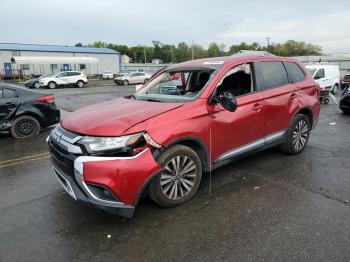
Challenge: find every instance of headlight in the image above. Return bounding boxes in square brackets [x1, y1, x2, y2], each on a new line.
[79, 133, 144, 154]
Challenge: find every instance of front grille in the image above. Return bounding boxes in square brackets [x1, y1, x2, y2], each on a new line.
[48, 125, 83, 177]
[49, 140, 76, 177]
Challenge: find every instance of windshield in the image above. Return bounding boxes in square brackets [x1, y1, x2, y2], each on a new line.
[134, 67, 216, 102]
[307, 68, 316, 76]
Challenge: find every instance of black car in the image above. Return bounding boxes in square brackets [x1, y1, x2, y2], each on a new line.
[24, 73, 54, 89]
[340, 86, 350, 114]
[0, 83, 60, 138]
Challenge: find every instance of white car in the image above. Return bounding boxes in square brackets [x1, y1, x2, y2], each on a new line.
[115, 72, 151, 86]
[306, 64, 340, 94]
[39, 71, 88, 89]
[102, 70, 113, 79]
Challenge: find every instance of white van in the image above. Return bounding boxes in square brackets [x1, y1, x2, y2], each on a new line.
[306, 64, 340, 94]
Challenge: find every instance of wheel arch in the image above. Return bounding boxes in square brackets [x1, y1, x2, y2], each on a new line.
[293, 107, 313, 128]
[157, 136, 210, 173]
[14, 110, 44, 128]
[134, 136, 210, 206]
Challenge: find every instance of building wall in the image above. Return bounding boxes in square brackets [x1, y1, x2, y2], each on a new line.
[121, 63, 169, 74]
[295, 55, 350, 76]
[0, 50, 120, 77]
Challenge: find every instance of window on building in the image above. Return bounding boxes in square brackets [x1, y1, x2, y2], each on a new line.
[12, 50, 19, 56]
[21, 64, 30, 70]
[80, 64, 86, 70]
[50, 64, 58, 72]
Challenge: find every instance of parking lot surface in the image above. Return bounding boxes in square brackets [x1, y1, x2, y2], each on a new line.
[0, 85, 350, 262]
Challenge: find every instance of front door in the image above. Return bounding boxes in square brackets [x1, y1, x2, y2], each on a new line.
[208, 63, 266, 162]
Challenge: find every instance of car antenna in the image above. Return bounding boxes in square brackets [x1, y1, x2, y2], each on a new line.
[209, 127, 212, 194]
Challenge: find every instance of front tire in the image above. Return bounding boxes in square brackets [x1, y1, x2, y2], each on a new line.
[149, 145, 202, 207]
[10, 115, 41, 139]
[123, 80, 129, 86]
[280, 114, 310, 155]
[331, 84, 339, 95]
[48, 81, 57, 89]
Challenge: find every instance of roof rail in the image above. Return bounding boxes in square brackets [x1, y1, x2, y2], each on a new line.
[232, 50, 275, 57]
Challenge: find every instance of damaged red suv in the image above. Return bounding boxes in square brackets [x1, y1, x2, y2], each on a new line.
[48, 54, 320, 218]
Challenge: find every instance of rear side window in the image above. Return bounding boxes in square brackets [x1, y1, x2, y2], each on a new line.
[68, 72, 80, 76]
[284, 62, 306, 83]
[2, 88, 17, 99]
[258, 62, 289, 90]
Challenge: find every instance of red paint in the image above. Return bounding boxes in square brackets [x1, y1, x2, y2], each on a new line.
[61, 56, 320, 207]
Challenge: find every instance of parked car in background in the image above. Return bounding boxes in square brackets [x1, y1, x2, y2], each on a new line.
[39, 71, 88, 89]
[48, 55, 320, 218]
[306, 64, 340, 94]
[340, 86, 350, 114]
[0, 83, 60, 138]
[114, 72, 151, 86]
[25, 73, 54, 89]
[113, 73, 128, 84]
[340, 73, 350, 89]
[102, 70, 113, 80]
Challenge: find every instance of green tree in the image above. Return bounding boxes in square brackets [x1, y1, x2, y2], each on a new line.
[207, 42, 221, 57]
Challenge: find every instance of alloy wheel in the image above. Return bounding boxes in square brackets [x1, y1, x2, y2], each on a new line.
[17, 120, 34, 136]
[160, 155, 197, 200]
[292, 120, 309, 151]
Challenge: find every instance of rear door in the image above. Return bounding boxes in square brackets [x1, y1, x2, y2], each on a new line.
[67, 72, 80, 84]
[0, 87, 19, 123]
[254, 61, 297, 137]
[55, 72, 70, 85]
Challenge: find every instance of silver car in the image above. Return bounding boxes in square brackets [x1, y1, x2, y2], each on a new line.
[115, 72, 151, 86]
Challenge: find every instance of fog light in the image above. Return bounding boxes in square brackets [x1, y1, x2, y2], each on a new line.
[86, 183, 120, 202]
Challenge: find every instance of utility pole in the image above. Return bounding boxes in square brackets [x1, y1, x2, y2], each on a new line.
[266, 37, 270, 50]
[191, 40, 194, 60]
[144, 47, 147, 64]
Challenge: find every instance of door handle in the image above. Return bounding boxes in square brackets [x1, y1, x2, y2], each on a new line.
[252, 103, 264, 111]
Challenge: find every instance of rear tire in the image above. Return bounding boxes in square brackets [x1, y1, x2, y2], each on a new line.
[280, 114, 310, 155]
[34, 81, 40, 89]
[149, 145, 202, 207]
[76, 80, 84, 88]
[10, 115, 41, 139]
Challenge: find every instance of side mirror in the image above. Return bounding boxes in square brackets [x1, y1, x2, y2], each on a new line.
[216, 91, 238, 112]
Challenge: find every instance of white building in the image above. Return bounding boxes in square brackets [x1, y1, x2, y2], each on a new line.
[0, 43, 121, 77]
[121, 54, 131, 64]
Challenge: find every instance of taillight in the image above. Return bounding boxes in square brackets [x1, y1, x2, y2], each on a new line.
[36, 95, 55, 103]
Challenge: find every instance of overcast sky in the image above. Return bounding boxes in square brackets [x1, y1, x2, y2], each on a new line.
[1, 0, 349, 52]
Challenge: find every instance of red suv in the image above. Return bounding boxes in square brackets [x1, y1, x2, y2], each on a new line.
[48, 55, 320, 218]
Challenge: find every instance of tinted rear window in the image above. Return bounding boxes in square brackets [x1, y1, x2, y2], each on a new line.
[284, 62, 305, 83]
[259, 62, 288, 90]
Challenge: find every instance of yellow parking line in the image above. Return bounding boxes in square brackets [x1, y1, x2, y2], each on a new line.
[0, 153, 51, 168]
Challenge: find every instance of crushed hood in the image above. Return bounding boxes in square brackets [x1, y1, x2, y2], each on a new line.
[61, 97, 183, 136]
